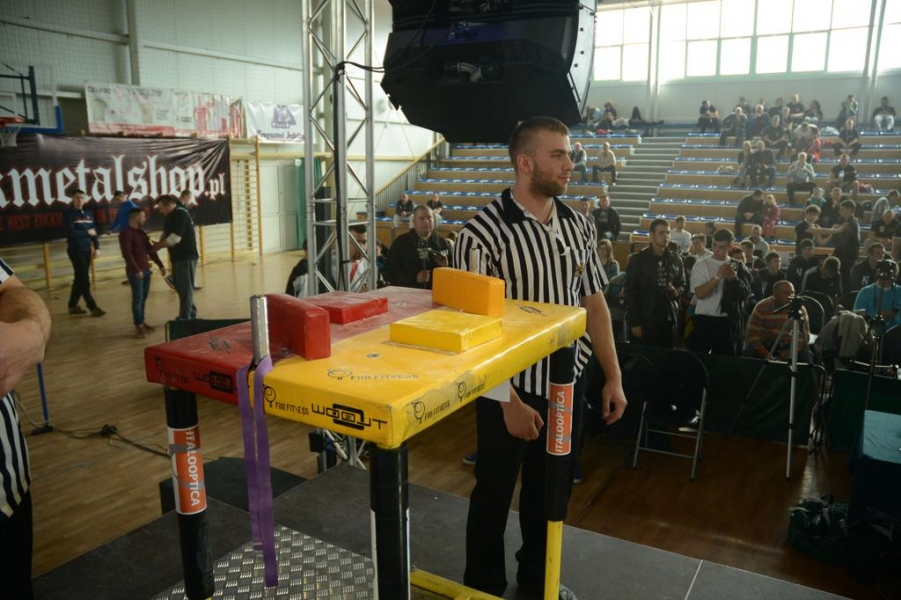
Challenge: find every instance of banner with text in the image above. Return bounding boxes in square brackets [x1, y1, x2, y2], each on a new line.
[244, 101, 304, 142]
[0, 135, 231, 245]
[85, 82, 242, 138]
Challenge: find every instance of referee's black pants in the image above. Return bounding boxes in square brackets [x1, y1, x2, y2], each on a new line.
[67, 247, 97, 310]
[0, 491, 34, 599]
[464, 388, 584, 596]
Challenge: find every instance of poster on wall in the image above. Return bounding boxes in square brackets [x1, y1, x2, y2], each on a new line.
[86, 82, 242, 138]
[244, 101, 304, 142]
[0, 135, 231, 245]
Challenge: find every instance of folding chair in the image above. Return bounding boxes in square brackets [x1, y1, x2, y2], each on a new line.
[883, 324, 901, 366]
[632, 349, 710, 480]
[799, 295, 825, 336]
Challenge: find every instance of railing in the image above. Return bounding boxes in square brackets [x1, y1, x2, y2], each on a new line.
[374, 138, 447, 214]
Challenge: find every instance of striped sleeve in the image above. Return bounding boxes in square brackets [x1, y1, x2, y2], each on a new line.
[0, 257, 13, 283]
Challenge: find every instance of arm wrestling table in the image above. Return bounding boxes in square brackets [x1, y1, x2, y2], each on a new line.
[144, 286, 586, 600]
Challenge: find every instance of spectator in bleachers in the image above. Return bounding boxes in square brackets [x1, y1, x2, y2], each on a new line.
[768, 97, 785, 118]
[849, 243, 887, 291]
[804, 100, 823, 124]
[786, 151, 817, 205]
[591, 142, 618, 185]
[871, 189, 899, 224]
[670, 216, 692, 252]
[833, 119, 862, 157]
[578, 197, 594, 218]
[736, 97, 751, 116]
[570, 142, 588, 181]
[744, 280, 811, 361]
[697, 100, 720, 133]
[761, 194, 781, 240]
[825, 153, 860, 200]
[836, 95, 859, 128]
[762, 115, 789, 159]
[719, 107, 747, 147]
[590, 191, 621, 241]
[687, 228, 753, 356]
[867, 211, 898, 255]
[750, 140, 777, 188]
[805, 126, 822, 163]
[427, 192, 444, 225]
[795, 204, 822, 253]
[733, 140, 754, 187]
[747, 224, 770, 256]
[787, 94, 806, 122]
[812, 200, 860, 291]
[781, 106, 796, 131]
[747, 104, 770, 138]
[704, 221, 717, 248]
[819, 187, 844, 227]
[596, 238, 620, 281]
[788, 240, 819, 289]
[740, 240, 766, 270]
[801, 255, 843, 299]
[853, 260, 901, 332]
[872, 96, 896, 132]
[734, 188, 765, 238]
[790, 122, 815, 160]
[394, 192, 414, 228]
[758, 252, 787, 299]
[805, 185, 825, 208]
[690, 234, 712, 260]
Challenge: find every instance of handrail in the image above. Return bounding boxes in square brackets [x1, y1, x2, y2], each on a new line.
[373, 137, 447, 213]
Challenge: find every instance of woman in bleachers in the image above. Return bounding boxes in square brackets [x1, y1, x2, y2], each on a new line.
[596, 238, 620, 281]
[786, 151, 817, 205]
[805, 126, 822, 163]
[761, 194, 781, 240]
[805, 100, 823, 124]
[733, 140, 754, 187]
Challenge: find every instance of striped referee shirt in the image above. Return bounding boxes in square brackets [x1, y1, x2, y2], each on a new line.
[0, 257, 31, 520]
[454, 188, 605, 397]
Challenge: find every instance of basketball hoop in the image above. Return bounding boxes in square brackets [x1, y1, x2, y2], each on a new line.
[0, 116, 25, 148]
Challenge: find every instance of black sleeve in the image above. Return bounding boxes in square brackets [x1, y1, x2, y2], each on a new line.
[611, 210, 622, 239]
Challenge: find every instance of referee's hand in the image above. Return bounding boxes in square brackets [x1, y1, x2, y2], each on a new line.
[501, 395, 544, 441]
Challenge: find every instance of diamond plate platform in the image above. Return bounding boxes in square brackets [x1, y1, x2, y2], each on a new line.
[154, 525, 445, 599]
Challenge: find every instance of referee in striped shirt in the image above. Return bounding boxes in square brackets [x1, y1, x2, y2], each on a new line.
[0, 256, 51, 599]
[455, 117, 627, 600]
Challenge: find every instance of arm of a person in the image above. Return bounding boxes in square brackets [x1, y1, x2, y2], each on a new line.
[611, 211, 621, 239]
[63, 209, 89, 242]
[692, 262, 719, 299]
[672, 255, 686, 298]
[0, 273, 52, 397]
[746, 307, 767, 357]
[119, 230, 141, 274]
[582, 292, 627, 424]
[622, 258, 642, 325]
[147, 234, 166, 272]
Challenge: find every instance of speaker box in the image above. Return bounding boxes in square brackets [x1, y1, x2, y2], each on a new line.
[381, 1, 596, 143]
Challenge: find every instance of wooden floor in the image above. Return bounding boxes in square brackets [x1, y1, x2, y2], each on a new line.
[12, 253, 897, 600]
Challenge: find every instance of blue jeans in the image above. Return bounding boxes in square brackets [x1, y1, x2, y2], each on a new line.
[127, 270, 152, 326]
[173, 259, 197, 320]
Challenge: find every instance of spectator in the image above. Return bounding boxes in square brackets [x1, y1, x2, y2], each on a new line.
[118, 207, 166, 338]
[787, 94, 806, 122]
[872, 96, 896, 132]
[781, 106, 796, 131]
[747, 104, 770, 138]
[825, 153, 860, 200]
[386, 205, 451, 289]
[801, 256, 843, 299]
[703, 222, 717, 248]
[687, 228, 753, 355]
[334, 224, 371, 292]
[853, 261, 901, 332]
[570, 142, 588, 182]
[596, 238, 620, 281]
[786, 151, 817, 205]
[108, 190, 139, 234]
[787, 239, 820, 290]
[768, 97, 785, 118]
[761, 195, 781, 240]
[805, 126, 822, 163]
[870, 189, 900, 225]
[578, 197, 594, 218]
[836, 94, 859, 128]
[849, 243, 887, 291]
[734, 188, 765, 237]
[394, 192, 414, 228]
[790, 122, 815, 161]
[833, 119, 862, 157]
[794, 204, 822, 253]
[866, 210, 899, 255]
[427, 192, 444, 225]
[0, 256, 52, 600]
[736, 96, 752, 116]
[805, 185, 826, 208]
[804, 100, 823, 124]
[697, 100, 720, 133]
[758, 252, 787, 299]
[690, 233, 712, 260]
[733, 140, 754, 187]
[670, 216, 692, 252]
[590, 191, 621, 241]
[749, 140, 776, 189]
[602, 101, 617, 127]
[153, 193, 199, 320]
[819, 187, 845, 228]
[747, 224, 770, 256]
[762, 115, 789, 159]
[285, 241, 309, 297]
[745, 280, 811, 361]
[812, 200, 860, 291]
[624, 218, 685, 348]
[63, 189, 105, 317]
[591, 142, 618, 186]
[740, 240, 766, 271]
[719, 107, 747, 146]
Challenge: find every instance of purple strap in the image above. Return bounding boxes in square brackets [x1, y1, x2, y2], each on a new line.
[237, 356, 278, 587]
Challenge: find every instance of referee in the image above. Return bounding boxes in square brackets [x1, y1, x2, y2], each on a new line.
[455, 117, 627, 600]
[0, 256, 51, 600]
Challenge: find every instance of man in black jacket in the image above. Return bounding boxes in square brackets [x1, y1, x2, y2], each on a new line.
[590, 191, 621, 241]
[624, 219, 685, 347]
[734, 188, 765, 237]
[153, 193, 199, 319]
[386, 205, 452, 289]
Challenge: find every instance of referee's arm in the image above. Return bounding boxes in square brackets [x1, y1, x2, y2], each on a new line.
[0, 267, 52, 397]
[582, 291, 627, 424]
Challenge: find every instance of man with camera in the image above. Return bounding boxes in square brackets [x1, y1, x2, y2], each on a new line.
[745, 280, 811, 362]
[853, 259, 901, 333]
[386, 205, 452, 289]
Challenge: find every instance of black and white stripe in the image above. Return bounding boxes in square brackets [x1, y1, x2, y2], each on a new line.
[0, 257, 31, 519]
[454, 188, 604, 396]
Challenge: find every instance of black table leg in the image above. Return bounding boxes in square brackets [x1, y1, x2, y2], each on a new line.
[370, 443, 410, 599]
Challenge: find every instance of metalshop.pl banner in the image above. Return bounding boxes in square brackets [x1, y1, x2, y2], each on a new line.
[0, 135, 231, 245]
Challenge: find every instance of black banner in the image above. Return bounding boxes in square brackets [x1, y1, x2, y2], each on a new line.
[0, 135, 231, 245]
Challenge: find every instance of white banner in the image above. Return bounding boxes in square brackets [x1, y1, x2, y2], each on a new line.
[244, 101, 304, 142]
[85, 82, 242, 138]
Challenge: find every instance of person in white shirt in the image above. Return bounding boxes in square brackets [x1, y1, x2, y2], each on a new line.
[670, 216, 692, 253]
[689, 234, 712, 260]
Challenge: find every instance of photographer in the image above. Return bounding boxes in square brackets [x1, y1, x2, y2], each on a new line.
[386, 205, 452, 289]
[745, 281, 811, 362]
[853, 259, 901, 333]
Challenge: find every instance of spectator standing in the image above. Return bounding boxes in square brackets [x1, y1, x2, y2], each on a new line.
[591, 142, 618, 186]
[153, 193, 199, 320]
[690, 234, 712, 260]
[872, 96, 896, 132]
[813, 200, 860, 291]
[670, 216, 692, 252]
[734, 188, 765, 237]
[590, 191, 621, 241]
[786, 152, 817, 205]
[757, 252, 787, 299]
[386, 206, 451, 289]
[624, 218, 685, 347]
[795, 205, 822, 253]
[119, 207, 166, 338]
[63, 189, 105, 317]
[0, 256, 52, 600]
[108, 190, 139, 234]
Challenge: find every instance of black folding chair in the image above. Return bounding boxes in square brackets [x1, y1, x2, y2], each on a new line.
[632, 349, 710, 480]
[798, 295, 825, 336]
[883, 324, 901, 366]
[804, 290, 835, 321]
[837, 290, 860, 312]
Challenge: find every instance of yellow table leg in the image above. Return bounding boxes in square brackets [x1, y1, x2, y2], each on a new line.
[544, 520, 564, 599]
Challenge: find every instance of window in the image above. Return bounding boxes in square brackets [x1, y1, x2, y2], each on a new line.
[720, 38, 752, 75]
[756, 0, 791, 35]
[593, 7, 650, 81]
[720, 0, 754, 38]
[687, 40, 717, 77]
[879, 0, 901, 70]
[792, 0, 832, 32]
[791, 32, 827, 72]
[827, 27, 869, 72]
[756, 35, 789, 74]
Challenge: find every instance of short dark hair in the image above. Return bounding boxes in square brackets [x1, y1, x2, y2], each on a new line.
[868, 242, 885, 255]
[765, 251, 780, 263]
[128, 207, 142, 217]
[72, 189, 86, 196]
[739, 240, 754, 250]
[713, 229, 734, 244]
[840, 199, 856, 212]
[675, 215, 686, 224]
[752, 189, 764, 197]
[888, 189, 900, 197]
[704, 221, 717, 231]
[508, 116, 570, 169]
[649, 218, 669, 234]
[178, 190, 193, 200]
[805, 204, 821, 214]
[113, 190, 126, 199]
[823, 256, 840, 272]
[799, 239, 815, 250]
[349, 224, 366, 234]
[691, 233, 706, 243]
[156, 194, 177, 206]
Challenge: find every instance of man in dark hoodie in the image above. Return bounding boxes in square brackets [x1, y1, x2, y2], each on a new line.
[63, 189, 105, 317]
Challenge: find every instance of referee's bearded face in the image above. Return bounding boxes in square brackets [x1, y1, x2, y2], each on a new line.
[527, 131, 572, 198]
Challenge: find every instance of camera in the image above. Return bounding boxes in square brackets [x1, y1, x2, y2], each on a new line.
[875, 258, 897, 281]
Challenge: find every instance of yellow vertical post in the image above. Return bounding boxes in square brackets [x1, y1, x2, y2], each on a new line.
[544, 521, 564, 600]
[43, 242, 52, 290]
[254, 137, 264, 257]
